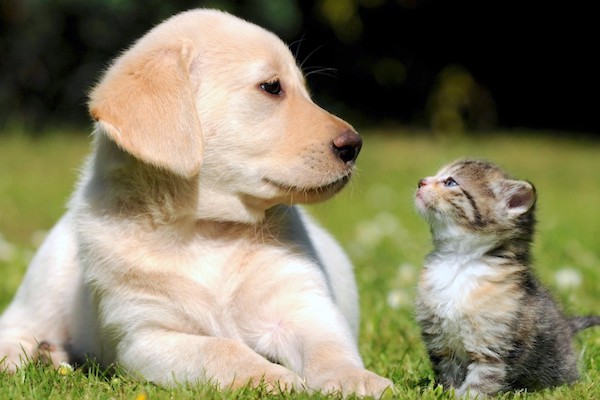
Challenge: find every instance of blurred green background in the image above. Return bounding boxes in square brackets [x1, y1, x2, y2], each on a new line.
[1, 0, 598, 135]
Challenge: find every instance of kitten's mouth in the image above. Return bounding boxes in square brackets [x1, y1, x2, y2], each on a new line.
[415, 189, 439, 220]
[415, 189, 429, 208]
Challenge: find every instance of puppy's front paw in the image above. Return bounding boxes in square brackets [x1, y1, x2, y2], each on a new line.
[0, 339, 36, 373]
[230, 363, 305, 393]
[310, 367, 393, 398]
[35, 341, 70, 368]
[0, 340, 70, 373]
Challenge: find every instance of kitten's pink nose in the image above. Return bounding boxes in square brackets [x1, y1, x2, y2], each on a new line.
[418, 179, 428, 188]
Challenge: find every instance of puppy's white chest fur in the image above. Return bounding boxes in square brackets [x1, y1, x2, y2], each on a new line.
[78, 214, 336, 368]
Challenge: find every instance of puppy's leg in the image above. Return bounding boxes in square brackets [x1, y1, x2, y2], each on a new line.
[36, 341, 70, 368]
[0, 317, 70, 372]
[301, 339, 393, 397]
[298, 321, 394, 397]
[117, 331, 304, 392]
[0, 336, 37, 372]
[231, 261, 393, 397]
[0, 215, 79, 371]
[250, 291, 393, 398]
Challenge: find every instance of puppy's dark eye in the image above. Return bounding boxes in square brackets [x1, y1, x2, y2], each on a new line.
[444, 177, 458, 187]
[260, 80, 283, 96]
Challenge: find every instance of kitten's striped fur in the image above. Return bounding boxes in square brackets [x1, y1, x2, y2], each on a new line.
[414, 159, 599, 398]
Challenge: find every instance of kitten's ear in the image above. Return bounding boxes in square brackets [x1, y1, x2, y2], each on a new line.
[501, 180, 536, 215]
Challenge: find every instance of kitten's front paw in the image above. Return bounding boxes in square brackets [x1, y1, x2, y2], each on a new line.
[455, 386, 485, 399]
[309, 367, 393, 398]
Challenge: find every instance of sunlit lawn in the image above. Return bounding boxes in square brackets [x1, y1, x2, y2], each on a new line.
[0, 129, 599, 399]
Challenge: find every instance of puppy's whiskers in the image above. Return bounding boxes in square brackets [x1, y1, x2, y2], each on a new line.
[303, 66, 338, 79]
[298, 43, 327, 71]
[289, 32, 307, 61]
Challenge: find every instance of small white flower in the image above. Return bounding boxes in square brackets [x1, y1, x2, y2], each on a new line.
[387, 289, 410, 309]
[58, 361, 74, 376]
[355, 220, 385, 248]
[554, 268, 582, 290]
[397, 263, 416, 283]
[0, 234, 16, 262]
[354, 212, 403, 249]
[373, 212, 400, 236]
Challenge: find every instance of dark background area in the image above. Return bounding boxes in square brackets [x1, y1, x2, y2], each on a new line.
[1, 0, 598, 135]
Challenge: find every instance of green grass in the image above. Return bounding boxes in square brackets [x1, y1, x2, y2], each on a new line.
[0, 130, 599, 399]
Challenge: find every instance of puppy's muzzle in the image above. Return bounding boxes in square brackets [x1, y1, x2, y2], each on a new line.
[332, 130, 362, 164]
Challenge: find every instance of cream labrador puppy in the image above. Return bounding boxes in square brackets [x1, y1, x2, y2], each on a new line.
[0, 9, 392, 397]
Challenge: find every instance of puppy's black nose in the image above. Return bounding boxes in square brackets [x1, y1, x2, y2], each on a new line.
[332, 130, 362, 164]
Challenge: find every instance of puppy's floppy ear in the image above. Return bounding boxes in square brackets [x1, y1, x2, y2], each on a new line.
[89, 38, 202, 178]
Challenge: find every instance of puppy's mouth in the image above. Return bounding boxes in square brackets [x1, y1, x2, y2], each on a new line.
[263, 173, 351, 201]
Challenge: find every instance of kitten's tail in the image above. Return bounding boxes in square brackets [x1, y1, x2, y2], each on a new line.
[569, 316, 600, 332]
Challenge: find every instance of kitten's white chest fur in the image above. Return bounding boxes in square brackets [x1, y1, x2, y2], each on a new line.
[417, 247, 520, 360]
[420, 252, 493, 318]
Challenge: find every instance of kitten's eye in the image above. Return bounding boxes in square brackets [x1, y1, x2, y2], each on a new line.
[444, 177, 458, 187]
[260, 80, 283, 96]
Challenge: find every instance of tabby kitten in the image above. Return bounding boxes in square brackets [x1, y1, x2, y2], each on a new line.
[414, 158, 600, 398]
